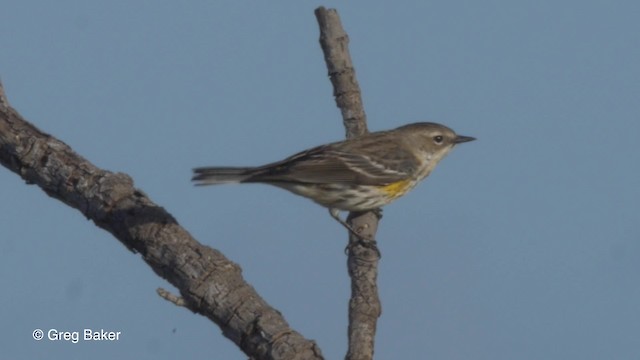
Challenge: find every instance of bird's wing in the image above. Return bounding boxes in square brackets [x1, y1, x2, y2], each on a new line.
[251, 144, 416, 185]
[330, 150, 415, 184]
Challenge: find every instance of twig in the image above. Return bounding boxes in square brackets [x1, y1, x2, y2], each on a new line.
[157, 288, 187, 307]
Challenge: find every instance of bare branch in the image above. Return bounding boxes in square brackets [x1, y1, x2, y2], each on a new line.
[315, 7, 382, 360]
[157, 288, 187, 307]
[0, 83, 323, 360]
[314, 7, 368, 139]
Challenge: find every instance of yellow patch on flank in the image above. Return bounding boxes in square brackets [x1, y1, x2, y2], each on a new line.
[380, 179, 414, 199]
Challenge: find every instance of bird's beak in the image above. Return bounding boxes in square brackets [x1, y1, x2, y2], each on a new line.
[454, 135, 476, 144]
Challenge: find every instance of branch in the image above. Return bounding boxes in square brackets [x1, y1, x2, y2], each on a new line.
[315, 7, 381, 360]
[0, 81, 323, 360]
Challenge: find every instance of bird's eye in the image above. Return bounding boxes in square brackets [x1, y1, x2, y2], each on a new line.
[433, 135, 444, 144]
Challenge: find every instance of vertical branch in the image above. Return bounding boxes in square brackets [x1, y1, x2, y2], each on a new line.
[314, 7, 381, 360]
[314, 8, 368, 139]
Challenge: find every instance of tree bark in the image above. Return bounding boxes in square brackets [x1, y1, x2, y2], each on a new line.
[0, 84, 323, 359]
[315, 7, 382, 360]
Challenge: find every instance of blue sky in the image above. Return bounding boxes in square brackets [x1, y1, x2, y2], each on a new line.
[1, 1, 639, 359]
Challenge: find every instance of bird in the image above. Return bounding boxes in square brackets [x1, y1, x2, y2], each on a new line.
[193, 122, 474, 238]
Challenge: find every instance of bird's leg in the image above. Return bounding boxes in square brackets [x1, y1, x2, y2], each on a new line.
[329, 208, 365, 238]
[329, 208, 380, 257]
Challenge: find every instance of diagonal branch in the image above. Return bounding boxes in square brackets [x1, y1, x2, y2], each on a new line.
[0, 81, 323, 360]
[314, 7, 382, 360]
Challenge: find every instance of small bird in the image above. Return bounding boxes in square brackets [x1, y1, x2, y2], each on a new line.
[193, 122, 474, 237]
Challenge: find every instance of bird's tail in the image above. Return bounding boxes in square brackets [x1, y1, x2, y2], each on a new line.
[192, 166, 259, 186]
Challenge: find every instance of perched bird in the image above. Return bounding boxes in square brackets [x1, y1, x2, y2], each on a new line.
[193, 122, 474, 237]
